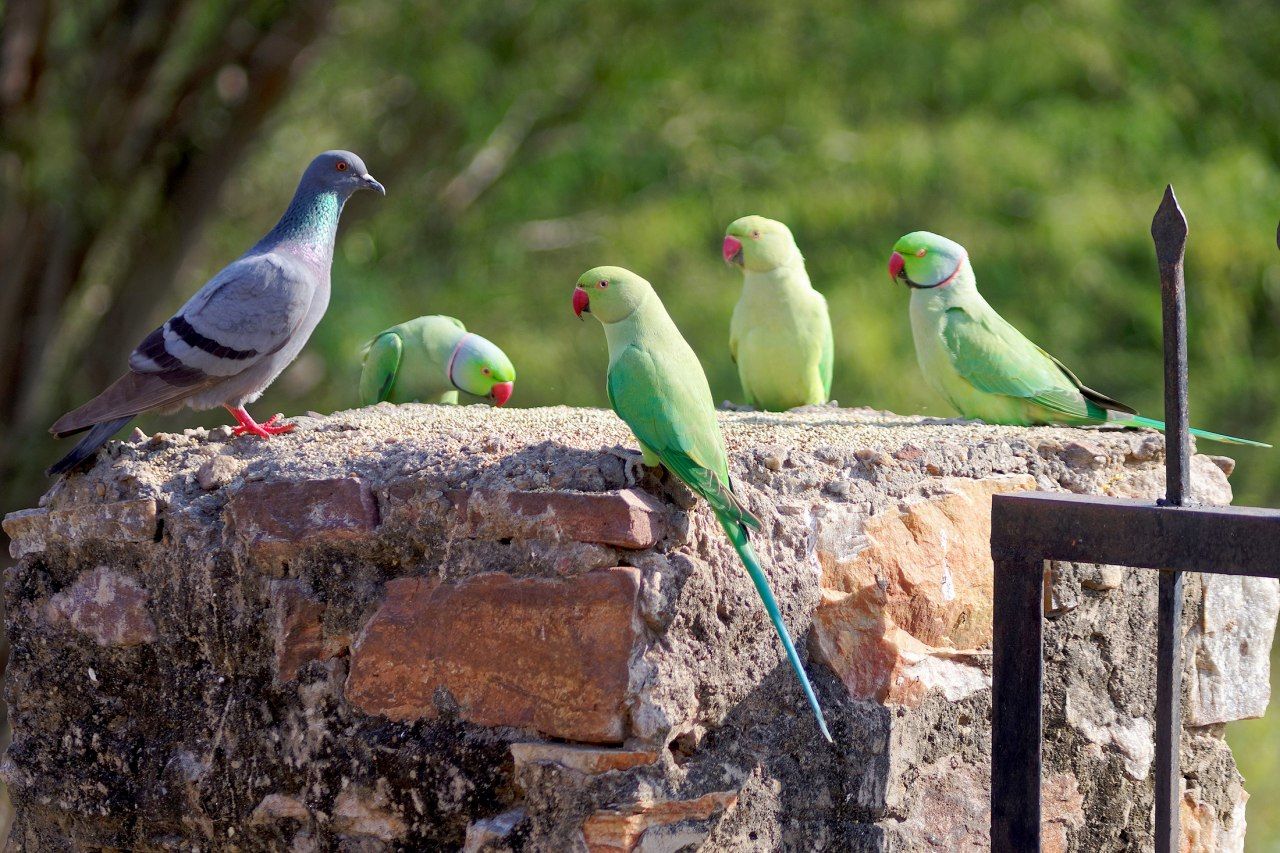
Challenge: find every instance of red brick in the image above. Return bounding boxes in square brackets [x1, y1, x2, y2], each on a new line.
[45, 566, 158, 647]
[268, 579, 342, 682]
[447, 488, 666, 550]
[510, 742, 659, 775]
[346, 568, 642, 743]
[580, 790, 739, 852]
[226, 478, 378, 566]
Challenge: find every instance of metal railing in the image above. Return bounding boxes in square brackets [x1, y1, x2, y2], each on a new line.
[989, 187, 1280, 852]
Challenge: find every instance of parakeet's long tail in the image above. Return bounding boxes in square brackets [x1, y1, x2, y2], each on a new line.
[1116, 415, 1271, 448]
[714, 509, 833, 743]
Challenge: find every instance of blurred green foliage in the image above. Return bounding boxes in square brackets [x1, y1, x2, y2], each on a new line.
[15, 0, 1280, 845]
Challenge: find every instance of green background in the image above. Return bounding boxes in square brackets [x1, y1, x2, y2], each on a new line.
[4, 0, 1279, 846]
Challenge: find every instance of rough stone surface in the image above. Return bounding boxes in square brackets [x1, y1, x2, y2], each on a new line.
[3, 404, 1274, 850]
[1188, 574, 1279, 725]
[43, 565, 158, 647]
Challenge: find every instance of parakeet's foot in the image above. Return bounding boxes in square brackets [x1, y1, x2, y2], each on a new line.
[225, 406, 296, 439]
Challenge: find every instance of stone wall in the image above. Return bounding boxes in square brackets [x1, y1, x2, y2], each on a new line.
[2, 405, 1276, 851]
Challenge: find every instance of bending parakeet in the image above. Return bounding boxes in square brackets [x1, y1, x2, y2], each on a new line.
[49, 150, 385, 475]
[723, 216, 833, 410]
[889, 231, 1268, 447]
[359, 316, 514, 406]
[573, 266, 832, 742]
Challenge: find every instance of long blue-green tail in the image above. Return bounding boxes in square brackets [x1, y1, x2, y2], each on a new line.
[1117, 415, 1271, 448]
[715, 510, 833, 742]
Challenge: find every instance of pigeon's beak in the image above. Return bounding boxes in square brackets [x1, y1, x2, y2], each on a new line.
[723, 235, 744, 265]
[361, 174, 386, 196]
[888, 251, 906, 283]
[490, 381, 514, 407]
[573, 286, 590, 319]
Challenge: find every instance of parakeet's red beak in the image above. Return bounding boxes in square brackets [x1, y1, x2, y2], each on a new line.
[723, 235, 744, 265]
[490, 381, 513, 406]
[573, 286, 590, 318]
[888, 251, 906, 281]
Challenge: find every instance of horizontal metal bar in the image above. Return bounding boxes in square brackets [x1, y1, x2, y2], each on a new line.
[991, 492, 1280, 577]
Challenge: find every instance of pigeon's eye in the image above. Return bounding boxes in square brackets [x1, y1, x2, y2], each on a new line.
[751, 231, 761, 239]
[335, 161, 349, 172]
[915, 248, 927, 258]
[597, 279, 609, 289]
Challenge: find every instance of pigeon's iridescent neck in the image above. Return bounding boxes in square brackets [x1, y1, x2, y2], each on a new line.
[258, 189, 344, 259]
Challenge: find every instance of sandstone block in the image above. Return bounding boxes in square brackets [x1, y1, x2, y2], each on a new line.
[811, 475, 1032, 705]
[4, 498, 157, 559]
[1190, 574, 1279, 725]
[45, 566, 158, 647]
[346, 567, 642, 743]
[446, 488, 666, 549]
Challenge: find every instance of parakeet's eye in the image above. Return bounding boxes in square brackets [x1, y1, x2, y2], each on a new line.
[751, 231, 761, 239]
[915, 248, 927, 258]
[597, 279, 609, 288]
[336, 161, 349, 172]
[482, 367, 491, 376]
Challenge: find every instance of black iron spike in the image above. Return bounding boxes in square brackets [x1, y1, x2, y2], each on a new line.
[1151, 184, 1189, 853]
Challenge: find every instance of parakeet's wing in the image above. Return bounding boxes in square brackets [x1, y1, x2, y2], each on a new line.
[359, 332, 404, 404]
[607, 345, 759, 530]
[940, 305, 1120, 419]
[818, 304, 834, 398]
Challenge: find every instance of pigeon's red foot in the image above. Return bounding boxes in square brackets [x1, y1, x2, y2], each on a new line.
[225, 406, 296, 439]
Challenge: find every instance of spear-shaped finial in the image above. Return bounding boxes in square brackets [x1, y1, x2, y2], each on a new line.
[1152, 184, 1188, 267]
[1152, 183, 1190, 509]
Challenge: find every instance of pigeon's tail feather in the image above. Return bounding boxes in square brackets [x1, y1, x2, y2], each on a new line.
[715, 508, 833, 743]
[1120, 415, 1271, 448]
[47, 416, 133, 476]
[51, 371, 210, 437]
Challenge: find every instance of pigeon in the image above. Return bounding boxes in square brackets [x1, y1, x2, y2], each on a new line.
[47, 150, 385, 475]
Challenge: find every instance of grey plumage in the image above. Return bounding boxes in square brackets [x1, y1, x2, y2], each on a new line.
[48, 150, 384, 475]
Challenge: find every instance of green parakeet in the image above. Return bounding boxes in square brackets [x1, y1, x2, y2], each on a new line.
[573, 266, 833, 742]
[889, 232, 1268, 447]
[723, 216, 834, 410]
[359, 315, 515, 407]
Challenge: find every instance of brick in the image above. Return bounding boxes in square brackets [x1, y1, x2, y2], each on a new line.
[45, 566, 158, 647]
[5, 499, 158, 559]
[346, 568, 642, 743]
[446, 488, 666, 550]
[226, 477, 379, 566]
[510, 742, 659, 775]
[580, 790, 739, 852]
[268, 579, 342, 682]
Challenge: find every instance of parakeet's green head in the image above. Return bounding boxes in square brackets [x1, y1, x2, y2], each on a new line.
[573, 266, 654, 323]
[723, 215, 800, 272]
[889, 231, 968, 289]
[448, 333, 515, 405]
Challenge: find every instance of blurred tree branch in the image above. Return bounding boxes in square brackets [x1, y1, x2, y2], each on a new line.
[0, 0, 333, 507]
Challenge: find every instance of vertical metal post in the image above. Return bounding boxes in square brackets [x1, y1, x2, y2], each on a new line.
[1151, 185, 1190, 853]
[991, 554, 1044, 853]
